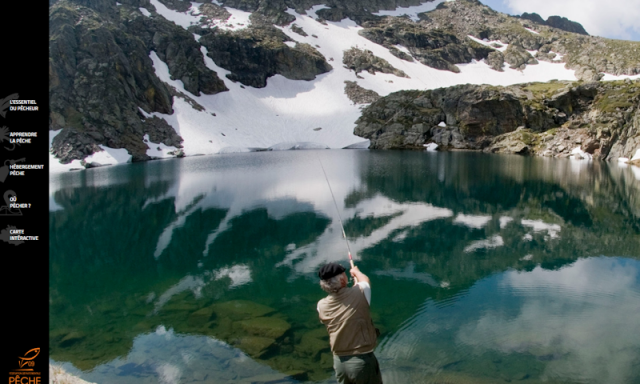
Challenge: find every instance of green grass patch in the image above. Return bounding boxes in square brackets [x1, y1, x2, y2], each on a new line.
[520, 131, 536, 146]
[596, 82, 640, 113]
[523, 82, 568, 99]
[545, 128, 558, 136]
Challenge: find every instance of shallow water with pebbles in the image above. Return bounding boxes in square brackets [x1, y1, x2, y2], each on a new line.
[50, 150, 640, 384]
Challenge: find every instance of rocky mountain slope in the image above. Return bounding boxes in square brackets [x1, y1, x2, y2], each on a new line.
[355, 79, 640, 160]
[48, 0, 640, 170]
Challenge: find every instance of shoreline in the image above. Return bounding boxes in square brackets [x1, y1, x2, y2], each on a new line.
[49, 146, 640, 175]
[50, 364, 95, 384]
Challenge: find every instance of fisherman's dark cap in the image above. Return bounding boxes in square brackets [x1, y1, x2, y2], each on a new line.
[318, 263, 346, 280]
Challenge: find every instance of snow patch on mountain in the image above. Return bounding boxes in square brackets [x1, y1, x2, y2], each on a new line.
[149, 0, 201, 28]
[569, 146, 592, 160]
[144, 134, 180, 158]
[466, 35, 509, 53]
[424, 142, 438, 151]
[304, 4, 330, 19]
[205, 2, 252, 30]
[373, 0, 447, 21]
[85, 146, 132, 165]
[601, 73, 640, 81]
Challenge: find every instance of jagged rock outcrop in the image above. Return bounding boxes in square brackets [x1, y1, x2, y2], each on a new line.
[546, 16, 589, 36]
[358, 19, 493, 73]
[128, 16, 228, 96]
[290, 23, 308, 36]
[605, 88, 640, 160]
[415, 0, 639, 76]
[574, 66, 604, 82]
[343, 48, 408, 77]
[554, 35, 640, 76]
[520, 12, 589, 35]
[199, 3, 233, 25]
[354, 84, 525, 150]
[344, 81, 381, 104]
[388, 46, 414, 62]
[503, 44, 538, 70]
[199, 26, 332, 87]
[49, 1, 205, 162]
[354, 80, 640, 160]
[520, 12, 545, 25]
[486, 51, 504, 71]
[534, 45, 559, 62]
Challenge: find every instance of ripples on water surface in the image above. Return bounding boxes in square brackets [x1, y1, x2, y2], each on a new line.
[49, 150, 640, 384]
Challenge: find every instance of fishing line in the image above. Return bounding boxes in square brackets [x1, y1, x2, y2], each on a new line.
[317, 154, 356, 270]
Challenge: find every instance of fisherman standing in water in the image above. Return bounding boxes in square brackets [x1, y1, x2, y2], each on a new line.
[317, 262, 382, 384]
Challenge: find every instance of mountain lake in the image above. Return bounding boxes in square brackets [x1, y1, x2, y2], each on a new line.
[49, 149, 640, 384]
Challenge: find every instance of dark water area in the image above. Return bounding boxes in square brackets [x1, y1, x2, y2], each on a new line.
[49, 150, 640, 384]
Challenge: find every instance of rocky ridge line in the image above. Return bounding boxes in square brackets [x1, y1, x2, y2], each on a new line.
[520, 12, 589, 36]
[408, 0, 640, 78]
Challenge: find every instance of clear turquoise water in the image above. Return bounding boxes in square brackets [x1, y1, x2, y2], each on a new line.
[49, 150, 640, 384]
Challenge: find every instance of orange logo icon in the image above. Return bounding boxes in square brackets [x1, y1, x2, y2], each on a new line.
[9, 348, 41, 384]
[17, 348, 39, 370]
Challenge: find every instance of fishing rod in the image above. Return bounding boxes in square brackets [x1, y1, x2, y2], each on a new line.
[317, 155, 358, 281]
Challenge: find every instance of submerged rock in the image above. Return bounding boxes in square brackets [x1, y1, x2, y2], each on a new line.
[237, 316, 291, 339]
[236, 336, 276, 357]
[188, 306, 217, 327]
[295, 328, 330, 359]
[59, 331, 87, 347]
[211, 300, 275, 321]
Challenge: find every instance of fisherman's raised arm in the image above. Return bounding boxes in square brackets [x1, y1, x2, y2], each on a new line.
[350, 265, 370, 285]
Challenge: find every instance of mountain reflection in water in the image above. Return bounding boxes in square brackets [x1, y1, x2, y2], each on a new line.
[50, 150, 640, 384]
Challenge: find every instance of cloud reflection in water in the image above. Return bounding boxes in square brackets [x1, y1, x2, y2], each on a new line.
[457, 257, 640, 384]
